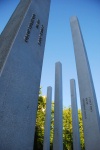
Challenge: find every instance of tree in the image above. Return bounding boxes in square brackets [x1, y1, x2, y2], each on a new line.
[78, 110, 85, 150]
[34, 95, 46, 150]
[34, 94, 85, 150]
[63, 107, 73, 150]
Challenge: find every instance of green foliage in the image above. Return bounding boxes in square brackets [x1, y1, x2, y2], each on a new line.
[50, 102, 54, 149]
[78, 110, 85, 150]
[34, 95, 85, 150]
[34, 96, 46, 150]
[63, 107, 73, 150]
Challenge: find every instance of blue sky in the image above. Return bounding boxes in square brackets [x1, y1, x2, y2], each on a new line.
[0, 0, 100, 110]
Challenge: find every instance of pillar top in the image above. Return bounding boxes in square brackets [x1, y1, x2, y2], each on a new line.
[70, 16, 78, 23]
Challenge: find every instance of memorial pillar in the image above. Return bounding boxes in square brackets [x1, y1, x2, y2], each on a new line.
[70, 16, 100, 150]
[43, 86, 52, 150]
[0, 0, 51, 149]
[53, 62, 63, 150]
[70, 79, 81, 150]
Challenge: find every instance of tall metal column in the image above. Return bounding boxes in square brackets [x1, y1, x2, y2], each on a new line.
[70, 79, 81, 150]
[53, 62, 63, 150]
[43, 86, 52, 150]
[70, 16, 100, 150]
[0, 0, 51, 149]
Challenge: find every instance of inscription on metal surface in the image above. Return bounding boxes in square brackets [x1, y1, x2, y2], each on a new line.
[82, 97, 93, 119]
[36, 19, 40, 28]
[38, 25, 44, 45]
[24, 14, 36, 42]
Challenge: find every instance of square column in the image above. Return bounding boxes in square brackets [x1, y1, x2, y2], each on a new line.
[43, 86, 52, 150]
[0, 0, 51, 149]
[53, 62, 63, 150]
[70, 79, 81, 150]
[70, 16, 100, 150]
